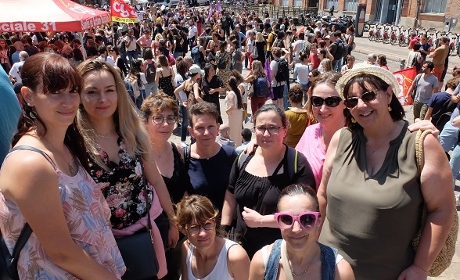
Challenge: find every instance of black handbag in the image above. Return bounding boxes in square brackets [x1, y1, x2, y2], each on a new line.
[0, 224, 32, 280]
[116, 158, 159, 280]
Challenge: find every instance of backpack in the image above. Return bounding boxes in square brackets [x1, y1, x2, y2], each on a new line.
[191, 46, 201, 65]
[217, 52, 228, 70]
[432, 97, 457, 131]
[411, 53, 422, 72]
[116, 37, 126, 53]
[302, 40, 311, 57]
[145, 62, 156, 84]
[253, 77, 270, 97]
[221, 16, 229, 28]
[125, 76, 141, 99]
[332, 39, 345, 61]
[237, 147, 298, 179]
[274, 58, 289, 84]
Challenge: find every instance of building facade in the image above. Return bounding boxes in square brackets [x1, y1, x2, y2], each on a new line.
[273, 0, 460, 32]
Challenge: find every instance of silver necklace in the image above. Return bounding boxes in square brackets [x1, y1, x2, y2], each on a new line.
[288, 247, 318, 278]
[42, 137, 78, 176]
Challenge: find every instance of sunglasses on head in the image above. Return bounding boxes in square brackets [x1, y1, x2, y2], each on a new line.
[311, 96, 342, 107]
[274, 211, 320, 230]
[343, 90, 378, 108]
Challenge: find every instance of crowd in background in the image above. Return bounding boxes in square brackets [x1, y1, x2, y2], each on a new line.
[0, 1, 458, 279]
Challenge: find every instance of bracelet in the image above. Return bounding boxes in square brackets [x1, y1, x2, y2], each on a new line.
[412, 264, 428, 275]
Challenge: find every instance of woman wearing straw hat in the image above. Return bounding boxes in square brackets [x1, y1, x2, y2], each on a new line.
[318, 64, 456, 279]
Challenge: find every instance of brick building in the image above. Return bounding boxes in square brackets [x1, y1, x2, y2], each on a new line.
[272, 0, 460, 32]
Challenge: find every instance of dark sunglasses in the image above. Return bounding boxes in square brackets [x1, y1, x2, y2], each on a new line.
[311, 96, 342, 107]
[274, 211, 320, 230]
[343, 90, 378, 108]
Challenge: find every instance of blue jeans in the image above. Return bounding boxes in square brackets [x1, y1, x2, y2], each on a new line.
[180, 105, 188, 142]
[333, 59, 342, 72]
[126, 50, 138, 65]
[451, 145, 460, 186]
[439, 120, 459, 152]
[145, 82, 157, 96]
[283, 84, 289, 109]
[135, 89, 146, 109]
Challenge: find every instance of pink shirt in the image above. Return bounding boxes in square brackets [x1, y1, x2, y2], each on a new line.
[295, 123, 326, 190]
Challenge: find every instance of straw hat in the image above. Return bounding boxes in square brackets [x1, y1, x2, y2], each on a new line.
[336, 63, 400, 99]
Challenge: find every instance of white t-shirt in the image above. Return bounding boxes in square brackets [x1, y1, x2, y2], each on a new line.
[188, 25, 198, 39]
[270, 59, 286, 87]
[294, 63, 310, 85]
[9, 61, 24, 83]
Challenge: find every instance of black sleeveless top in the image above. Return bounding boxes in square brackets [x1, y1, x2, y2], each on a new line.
[161, 143, 190, 204]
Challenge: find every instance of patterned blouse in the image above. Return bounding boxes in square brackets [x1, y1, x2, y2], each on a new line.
[0, 148, 126, 279]
[88, 137, 150, 230]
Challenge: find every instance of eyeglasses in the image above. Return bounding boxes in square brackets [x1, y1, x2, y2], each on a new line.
[311, 96, 342, 107]
[343, 90, 378, 108]
[152, 115, 177, 125]
[274, 211, 320, 230]
[186, 220, 215, 235]
[255, 125, 281, 134]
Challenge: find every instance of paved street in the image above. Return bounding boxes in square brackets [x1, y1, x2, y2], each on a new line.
[170, 34, 460, 278]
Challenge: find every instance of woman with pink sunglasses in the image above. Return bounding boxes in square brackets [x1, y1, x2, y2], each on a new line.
[249, 184, 354, 280]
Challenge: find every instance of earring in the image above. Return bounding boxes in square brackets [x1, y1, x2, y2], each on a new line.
[29, 109, 37, 119]
[351, 117, 356, 123]
[27, 103, 32, 107]
[388, 105, 392, 112]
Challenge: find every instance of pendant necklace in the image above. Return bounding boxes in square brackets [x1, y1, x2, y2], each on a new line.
[288, 247, 318, 278]
[42, 137, 78, 176]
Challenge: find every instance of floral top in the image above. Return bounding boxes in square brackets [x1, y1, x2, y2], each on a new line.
[0, 148, 126, 279]
[88, 137, 149, 230]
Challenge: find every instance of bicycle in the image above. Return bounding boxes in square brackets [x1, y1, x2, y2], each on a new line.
[382, 24, 391, 44]
[375, 24, 383, 42]
[397, 26, 407, 47]
[368, 24, 376, 41]
[390, 25, 398, 45]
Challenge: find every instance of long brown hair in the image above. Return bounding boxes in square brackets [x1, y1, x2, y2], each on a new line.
[15, 52, 89, 172]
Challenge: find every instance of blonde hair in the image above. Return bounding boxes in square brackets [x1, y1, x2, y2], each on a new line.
[256, 32, 264, 42]
[76, 59, 151, 169]
[251, 60, 266, 79]
[154, 33, 163, 41]
[321, 58, 333, 72]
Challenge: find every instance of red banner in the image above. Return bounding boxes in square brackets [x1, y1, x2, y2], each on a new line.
[111, 0, 138, 23]
[0, 0, 110, 32]
[393, 67, 417, 105]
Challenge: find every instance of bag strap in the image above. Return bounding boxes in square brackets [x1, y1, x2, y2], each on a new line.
[0, 223, 32, 278]
[138, 156, 153, 231]
[183, 144, 191, 170]
[415, 129, 432, 171]
[0, 145, 59, 278]
[280, 240, 295, 280]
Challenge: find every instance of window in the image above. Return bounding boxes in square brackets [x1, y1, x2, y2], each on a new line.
[325, 0, 338, 9]
[424, 0, 447, 13]
[344, 0, 358, 11]
[293, 0, 303, 7]
[281, 0, 289, 6]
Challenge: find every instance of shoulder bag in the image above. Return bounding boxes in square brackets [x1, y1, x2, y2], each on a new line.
[412, 129, 458, 277]
[116, 157, 159, 280]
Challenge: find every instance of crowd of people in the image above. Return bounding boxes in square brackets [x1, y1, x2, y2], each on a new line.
[0, 1, 458, 279]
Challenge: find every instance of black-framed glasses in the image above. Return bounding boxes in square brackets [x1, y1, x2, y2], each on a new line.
[255, 125, 281, 135]
[186, 220, 216, 235]
[274, 211, 320, 230]
[343, 90, 378, 108]
[311, 96, 342, 107]
[152, 115, 177, 125]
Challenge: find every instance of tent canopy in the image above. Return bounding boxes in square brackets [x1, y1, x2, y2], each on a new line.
[0, 0, 110, 32]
